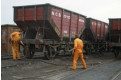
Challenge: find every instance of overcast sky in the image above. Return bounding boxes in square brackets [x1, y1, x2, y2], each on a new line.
[1, 0, 121, 25]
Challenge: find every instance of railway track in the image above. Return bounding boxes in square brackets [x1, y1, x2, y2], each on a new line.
[110, 69, 121, 80]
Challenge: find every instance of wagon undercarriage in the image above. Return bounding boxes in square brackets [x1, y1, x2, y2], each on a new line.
[22, 39, 74, 59]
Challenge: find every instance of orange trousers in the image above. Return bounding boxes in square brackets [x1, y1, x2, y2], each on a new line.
[11, 42, 21, 60]
[72, 51, 86, 70]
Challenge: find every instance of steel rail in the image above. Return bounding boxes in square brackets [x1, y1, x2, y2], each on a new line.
[110, 69, 121, 80]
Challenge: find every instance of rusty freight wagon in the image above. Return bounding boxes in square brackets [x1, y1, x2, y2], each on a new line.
[108, 18, 121, 57]
[13, 3, 86, 59]
[84, 18, 108, 54]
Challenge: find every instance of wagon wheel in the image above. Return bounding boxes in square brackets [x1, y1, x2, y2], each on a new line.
[44, 46, 56, 60]
[63, 44, 73, 55]
[114, 49, 119, 58]
[23, 45, 35, 59]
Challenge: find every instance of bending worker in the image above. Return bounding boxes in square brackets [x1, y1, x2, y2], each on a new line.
[10, 30, 24, 60]
[72, 34, 86, 70]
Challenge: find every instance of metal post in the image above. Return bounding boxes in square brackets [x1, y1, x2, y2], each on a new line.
[61, 9, 64, 41]
[43, 6, 46, 39]
[118, 19, 120, 43]
[34, 6, 37, 21]
[118, 19, 120, 30]
[119, 34, 121, 43]
[77, 15, 79, 34]
[99, 22, 102, 40]
[23, 7, 24, 21]
[69, 13, 72, 41]
[96, 20, 98, 42]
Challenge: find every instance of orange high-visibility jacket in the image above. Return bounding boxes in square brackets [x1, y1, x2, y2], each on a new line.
[73, 38, 83, 53]
[10, 32, 22, 42]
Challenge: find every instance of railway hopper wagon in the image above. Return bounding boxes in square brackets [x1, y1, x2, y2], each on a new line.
[14, 4, 86, 59]
[84, 18, 108, 54]
[107, 18, 121, 57]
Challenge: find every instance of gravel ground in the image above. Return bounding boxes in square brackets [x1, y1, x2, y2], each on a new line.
[1, 52, 121, 80]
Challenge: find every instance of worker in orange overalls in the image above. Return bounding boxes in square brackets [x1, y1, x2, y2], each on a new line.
[72, 34, 86, 70]
[10, 30, 24, 60]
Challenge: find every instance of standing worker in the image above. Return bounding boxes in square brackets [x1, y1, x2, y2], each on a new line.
[10, 30, 24, 60]
[72, 34, 86, 70]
